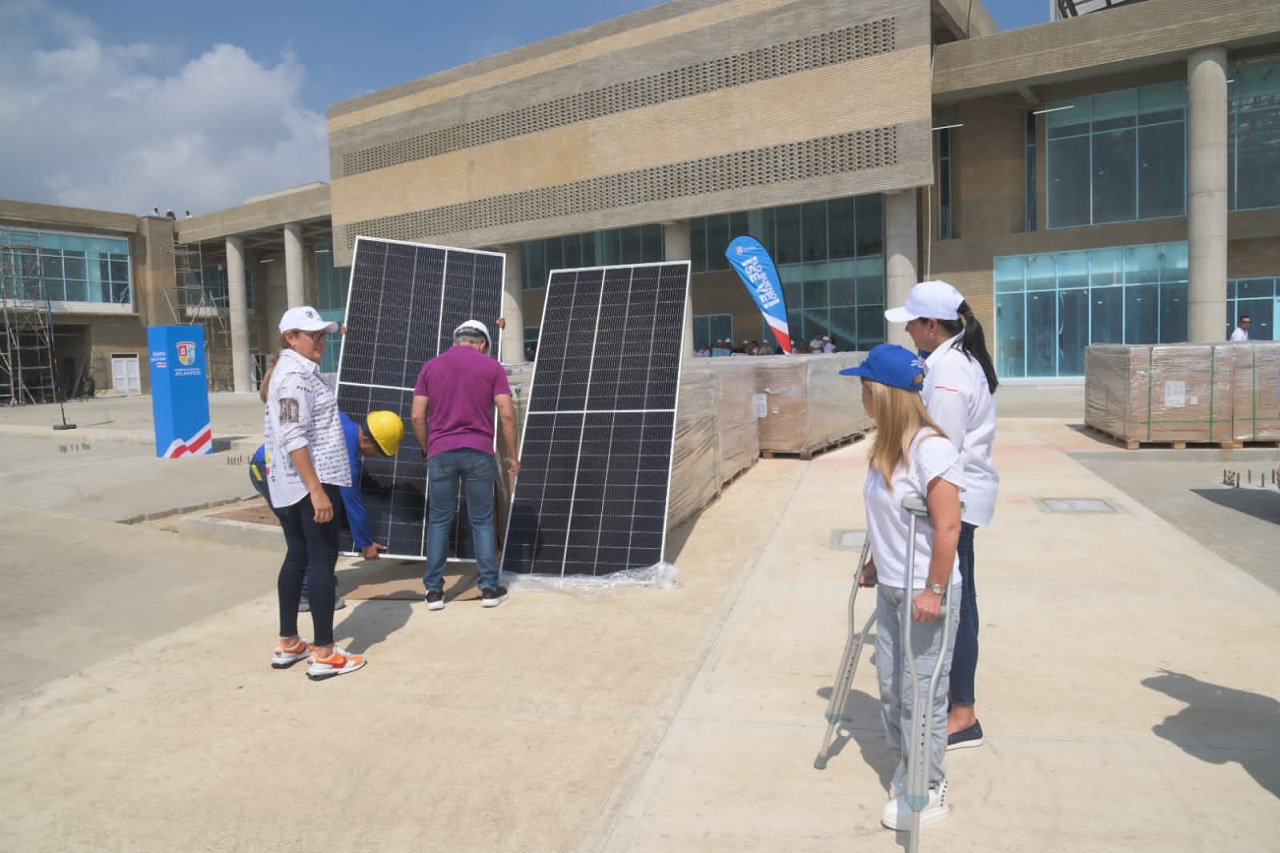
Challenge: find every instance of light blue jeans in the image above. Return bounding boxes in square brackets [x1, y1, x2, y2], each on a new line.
[423, 449, 500, 593]
[875, 582, 962, 793]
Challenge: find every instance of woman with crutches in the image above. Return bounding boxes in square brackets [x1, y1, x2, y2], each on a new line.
[886, 280, 999, 751]
[841, 344, 963, 830]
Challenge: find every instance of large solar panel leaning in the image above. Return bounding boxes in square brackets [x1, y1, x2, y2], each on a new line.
[334, 236, 505, 560]
[502, 262, 690, 577]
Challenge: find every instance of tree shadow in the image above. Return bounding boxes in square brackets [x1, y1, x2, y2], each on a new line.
[1190, 488, 1280, 526]
[1142, 669, 1280, 800]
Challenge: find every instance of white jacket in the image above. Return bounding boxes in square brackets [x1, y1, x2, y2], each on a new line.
[922, 335, 999, 527]
[263, 348, 351, 508]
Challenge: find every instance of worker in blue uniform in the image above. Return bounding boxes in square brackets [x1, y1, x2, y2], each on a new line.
[250, 409, 404, 611]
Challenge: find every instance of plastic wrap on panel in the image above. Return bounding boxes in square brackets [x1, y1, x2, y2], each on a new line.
[670, 369, 720, 530]
[1085, 344, 1233, 443]
[710, 360, 762, 480]
[754, 353, 872, 454]
[1226, 342, 1280, 441]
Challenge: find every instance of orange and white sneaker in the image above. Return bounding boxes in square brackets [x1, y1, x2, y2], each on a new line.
[306, 646, 366, 681]
[272, 638, 311, 670]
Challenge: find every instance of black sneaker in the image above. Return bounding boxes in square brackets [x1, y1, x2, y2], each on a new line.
[947, 720, 984, 751]
[481, 586, 508, 608]
[425, 589, 445, 611]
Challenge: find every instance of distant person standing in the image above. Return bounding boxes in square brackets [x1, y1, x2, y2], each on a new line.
[412, 320, 520, 610]
[1230, 315, 1251, 341]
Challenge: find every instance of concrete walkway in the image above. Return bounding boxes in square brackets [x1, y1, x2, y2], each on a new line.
[0, 390, 1277, 851]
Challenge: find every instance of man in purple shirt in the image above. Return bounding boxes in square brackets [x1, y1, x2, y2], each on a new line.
[411, 320, 520, 609]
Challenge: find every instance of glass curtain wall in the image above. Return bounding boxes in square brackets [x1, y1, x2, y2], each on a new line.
[1229, 63, 1280, 211]
[1046, 82, 1187, 228]
[693, 314, 733, 350]
[0, 228, 131, 306]
[520, 225, 665, 290]
[690, 194, 886, 352]
[1227, 277, 1279, 341]
[314, 243, 350, 372]
[995, 242, 1189, 378]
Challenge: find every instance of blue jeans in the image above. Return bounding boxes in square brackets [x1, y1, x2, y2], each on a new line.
[875, 582, 962, 792]
[276, 483, 344, 646]
[423, 449, 500, 593]
[949, 523, 979, 708]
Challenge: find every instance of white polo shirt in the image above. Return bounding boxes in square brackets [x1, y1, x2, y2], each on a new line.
[263, 348, 351, 508]
[922, 335, 1000, 527]
[865, 429, 963, 592]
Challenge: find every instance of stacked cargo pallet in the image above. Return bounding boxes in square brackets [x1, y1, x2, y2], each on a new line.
[1084, 343, 1280, 448]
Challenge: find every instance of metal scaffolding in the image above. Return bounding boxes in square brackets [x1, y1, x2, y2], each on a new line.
[164, 240, 234, 391]
[0, 229, 59, 405]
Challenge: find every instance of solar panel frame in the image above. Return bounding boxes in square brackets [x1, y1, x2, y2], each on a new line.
[335, 236, 506, 561]
[502, 261, 690, 577]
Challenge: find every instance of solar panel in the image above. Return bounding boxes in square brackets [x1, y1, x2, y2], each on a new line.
[335, 236, 505, 559]
[502, 262, 690, 576]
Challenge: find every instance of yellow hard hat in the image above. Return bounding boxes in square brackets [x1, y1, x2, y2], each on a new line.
[364, 410, 404, 457]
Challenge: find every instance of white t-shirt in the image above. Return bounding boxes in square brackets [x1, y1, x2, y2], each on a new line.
[1230, 327, 1249, 341]
[923, 335, 1000, 527]
[264, 348, 351, 508]
[864, 429, 964, 592]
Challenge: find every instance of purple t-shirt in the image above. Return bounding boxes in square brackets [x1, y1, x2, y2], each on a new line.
[413, 345, 512, 459]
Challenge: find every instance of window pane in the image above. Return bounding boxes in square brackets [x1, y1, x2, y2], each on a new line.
[854, 195, 883, 256]
[1137, 123, 1185, 219]
[1138, 81, 1186, 125]
[1046, 98, 1090, 139]
[1048, 136, 1091, 227]
[1125, 283, 1160, 343]
[803, 279, 827, 309]
[774, 206, 801, 264]
[1091, 286, 1124, 344]
[995, 292, 1025, 379]
[1090, 248, 1124, 287]
[1026, 291, 1058, 377]
[1159, 281, 1188, 343]
[1058, 290, 1090, 375]
[829, 197, 856, 258]
[994, 256, 1025, 293]
[1092, 128, 1137, 223]
[802, 201, 827, 261]
[1057, 252, 1089, 290]
[620, 226, 643, 264]
[690, 219, 707, 272]
[1027, 255, 1056, 291]
[1125, 245, 1162, 285]
[829, 277, 855, 306]
[854, 304, 885, 349]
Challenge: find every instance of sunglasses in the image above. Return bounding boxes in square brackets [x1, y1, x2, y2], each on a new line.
[292, 330, 329, 341]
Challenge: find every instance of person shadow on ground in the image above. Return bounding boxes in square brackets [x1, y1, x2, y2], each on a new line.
[1143, 669, 1280, 800]
[332, 599, 414, 655]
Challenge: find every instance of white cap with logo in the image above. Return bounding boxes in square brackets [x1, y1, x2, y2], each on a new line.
[279, 306, 339, 335]
[884, 280, 964, 323]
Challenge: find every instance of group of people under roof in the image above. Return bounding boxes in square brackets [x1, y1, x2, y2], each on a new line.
[247, 278, 1002, 837]
[255, 308, 515, 681]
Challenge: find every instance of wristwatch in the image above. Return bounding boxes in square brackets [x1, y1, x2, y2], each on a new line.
[926, 582, 946, 595]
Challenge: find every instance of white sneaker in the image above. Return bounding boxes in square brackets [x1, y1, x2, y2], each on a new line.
[881, 779, 949, 830]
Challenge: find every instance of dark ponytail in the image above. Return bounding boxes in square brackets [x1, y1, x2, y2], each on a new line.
[937, 300, 999, 394]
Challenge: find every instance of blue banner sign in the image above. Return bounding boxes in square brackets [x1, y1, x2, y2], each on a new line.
[148, 325, 212, 458]
[725, 236, 792, 354]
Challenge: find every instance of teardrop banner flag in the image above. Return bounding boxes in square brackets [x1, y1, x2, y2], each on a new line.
[726, 235, 792, 354]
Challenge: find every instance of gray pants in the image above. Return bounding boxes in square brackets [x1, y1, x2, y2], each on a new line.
[874, 582, 962, 792]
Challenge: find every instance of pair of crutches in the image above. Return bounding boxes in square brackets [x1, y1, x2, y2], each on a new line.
[815, 498, 955, 851]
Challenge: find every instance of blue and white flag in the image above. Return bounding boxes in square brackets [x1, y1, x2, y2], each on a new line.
[726, 235, 791, 354]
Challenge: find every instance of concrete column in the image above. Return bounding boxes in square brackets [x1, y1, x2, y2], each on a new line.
[884, 189, 918, 348]
[225, 236, 252, 393]
[1187, 47, 1229, 342]
[501, 246, 525, 364]
[283, 223, 305, 308]
[663, 221, 694, 360]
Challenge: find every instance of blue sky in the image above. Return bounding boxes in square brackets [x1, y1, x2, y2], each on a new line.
[0, 0, 1054, 214]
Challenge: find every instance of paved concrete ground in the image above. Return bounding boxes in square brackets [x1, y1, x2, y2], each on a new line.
[0, 387, 1277, 852]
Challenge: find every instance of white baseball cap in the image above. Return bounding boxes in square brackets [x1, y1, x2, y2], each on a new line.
[454, 319, 491, 347]
[278, 306, 339, 335]
[884, 280, 964, 323]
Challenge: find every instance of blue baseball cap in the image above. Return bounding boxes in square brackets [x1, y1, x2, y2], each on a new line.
[839, 344, 926, 391]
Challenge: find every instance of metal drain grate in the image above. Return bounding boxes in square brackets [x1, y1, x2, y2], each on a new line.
[1036, 498, 1117, 513]
[830, 529, 867, 550]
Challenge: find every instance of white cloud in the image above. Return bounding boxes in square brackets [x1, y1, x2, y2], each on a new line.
[0, 1, 327, 216]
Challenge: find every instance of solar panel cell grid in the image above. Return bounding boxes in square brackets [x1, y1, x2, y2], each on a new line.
[502, 262, 690, 577]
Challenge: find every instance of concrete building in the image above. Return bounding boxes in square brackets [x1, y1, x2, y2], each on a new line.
[2, 0, 1277, 396]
